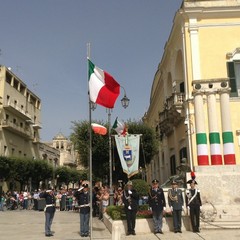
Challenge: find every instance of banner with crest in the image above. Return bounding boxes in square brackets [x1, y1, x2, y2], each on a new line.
[114, 134, 140, 178]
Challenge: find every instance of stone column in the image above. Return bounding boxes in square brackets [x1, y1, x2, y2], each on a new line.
[219, 90, 236, 164]
[194, 92, 209, 165]
[206, 91, 222, 165]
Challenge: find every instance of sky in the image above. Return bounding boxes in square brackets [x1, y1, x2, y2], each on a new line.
[0, 0, 182, 141]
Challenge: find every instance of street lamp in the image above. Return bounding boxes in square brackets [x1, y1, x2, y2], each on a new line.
[108, 86, 129, 205]
[121, 86, 130, 109]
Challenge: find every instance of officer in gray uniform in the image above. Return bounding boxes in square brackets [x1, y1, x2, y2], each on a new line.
[148, 179, 166, 234]
[168, 181, 184, 233]
[40, 189, 56, 237]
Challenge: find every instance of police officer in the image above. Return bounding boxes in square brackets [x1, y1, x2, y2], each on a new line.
[186, 179, 202, 232]
[74, 183, 90, 237]
[168, 181, 184, 233]
[148, 179, 166, 234]
[122, 181, 139, 236]
[40, 189, 56, 237]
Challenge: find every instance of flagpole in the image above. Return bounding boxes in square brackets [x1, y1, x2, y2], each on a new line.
[87, 42, 93, 240]
[108, 108, 114, 205]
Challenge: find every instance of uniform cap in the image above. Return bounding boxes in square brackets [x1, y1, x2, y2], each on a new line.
[187, 179, 198, 184]
[171, 180, 178, 185]
[152, 179, 159, 184]
[126, 181, 132, 186]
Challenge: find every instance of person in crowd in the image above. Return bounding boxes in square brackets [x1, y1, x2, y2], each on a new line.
[168, 180, 184, 233]
[33, 190, 40, 210]
[114, 186, 123, 206]
[92, 186, 100, 217]
[186, 179, 202, 233]
[148, 179, 166, 234]
[40, 189, 56, 237]
[122, 181, 139, 236]
[74, 183, 90, 237]
[101, 186, 110, 215]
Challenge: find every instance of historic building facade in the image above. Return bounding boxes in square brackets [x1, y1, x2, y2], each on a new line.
[0, 66, 42, 159]
[144, 0, 240, 224]
[144, 0, 240, 182]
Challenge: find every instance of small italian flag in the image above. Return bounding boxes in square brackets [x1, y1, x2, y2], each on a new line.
[88, 59, 120, 108]
[112, 117, 126, 135]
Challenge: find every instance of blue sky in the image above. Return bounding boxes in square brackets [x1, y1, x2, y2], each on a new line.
[0, 0, 182, 141]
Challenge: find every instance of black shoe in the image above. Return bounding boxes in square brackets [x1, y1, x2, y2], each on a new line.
[45, 234, 52, 237]
[178, 230, 182, 233]
[126, 231, 131, 236]
[158, 230, 163, 234]
[174, 231, 178, 233]
[131, 230, 136, 235]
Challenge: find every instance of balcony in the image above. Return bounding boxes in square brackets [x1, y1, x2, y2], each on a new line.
[3, 101, 32, 121]
[0, 119, 33, 139]
[159, 93, 185, 136]
[32, 122, 42, 129]
[63, 159, 77, 167]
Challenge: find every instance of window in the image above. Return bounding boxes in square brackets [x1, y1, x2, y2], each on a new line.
[179, 147, 187, 163]
[227, 61, 240, 97]
[170, 155, 176, 175]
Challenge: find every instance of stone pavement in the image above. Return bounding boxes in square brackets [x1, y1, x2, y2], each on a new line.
[0, 210, 240, 240]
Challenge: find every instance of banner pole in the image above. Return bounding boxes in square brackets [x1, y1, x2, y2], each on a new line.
[87, 42, 93, 240]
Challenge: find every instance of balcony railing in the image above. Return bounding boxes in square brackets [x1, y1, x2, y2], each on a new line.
[3, 101, 32, 120]
[159, 93, 185, 136]
[0, 119, 33, 139]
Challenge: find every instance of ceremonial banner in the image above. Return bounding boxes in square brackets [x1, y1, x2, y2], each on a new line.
[114, 134, 140, 178]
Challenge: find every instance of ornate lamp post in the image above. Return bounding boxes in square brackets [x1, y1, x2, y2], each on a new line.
[108, 86, 129, 205]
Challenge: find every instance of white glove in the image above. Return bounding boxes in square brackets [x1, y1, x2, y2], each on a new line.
[163, 207, 166, 211]
[149, 207, 152, 211]
[128, 190, 132, 195]
[128, 205, 132, 210]
[182, 206, 185, 211]
[187, 206, 190, 210]
[170, 206, 173, 211]
[200, 206, 202, 211]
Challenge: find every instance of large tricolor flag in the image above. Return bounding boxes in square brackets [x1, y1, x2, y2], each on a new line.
[88, 59, 120, 108]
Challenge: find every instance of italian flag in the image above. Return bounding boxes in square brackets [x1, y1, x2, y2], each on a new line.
[88, 59, 120, 108]
[112, 117, 126, 135]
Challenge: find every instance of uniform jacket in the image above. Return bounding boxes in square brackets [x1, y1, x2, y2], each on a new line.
[122, 189, 139, 211]
[74, 191, 90, 214]
[168, 188, 184, 211]
[40, 192, 56, 213]
[148, 187, 166, 213]
[186, 188, 202, 207]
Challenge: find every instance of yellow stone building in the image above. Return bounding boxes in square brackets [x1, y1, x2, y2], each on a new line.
[0, 66, 42, 159]
[144, 0, 240, 183]
[144, 0, 240, 225]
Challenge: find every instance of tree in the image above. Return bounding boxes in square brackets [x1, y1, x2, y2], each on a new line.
[0, 156, 13, 181]
[70, 119, 158, 183]
[31, 160, 53, 189]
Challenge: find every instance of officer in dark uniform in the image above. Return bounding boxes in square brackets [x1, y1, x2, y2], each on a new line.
[148, 179, 166, 234]
[122, 181, 139, 236]
[186, 179, 202, 232]
[168, 180, 184, 233]
[74, 183, 90, 237]
[40, 189, 56, 237]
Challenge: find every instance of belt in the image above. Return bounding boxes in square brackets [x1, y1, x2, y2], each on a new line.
[79, 204, 90, 208]
[46, 204, 55, 207]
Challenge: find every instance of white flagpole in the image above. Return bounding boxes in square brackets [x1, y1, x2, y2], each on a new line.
[87, 42, 93, 240]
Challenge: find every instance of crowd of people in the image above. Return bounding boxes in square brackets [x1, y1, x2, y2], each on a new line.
[0, 177, 202, 237]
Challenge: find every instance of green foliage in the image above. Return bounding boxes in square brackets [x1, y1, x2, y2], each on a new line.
[106, 204, 152, 220]
[131, 179, 150, 197]
[70, 119, 158, 181]
[106, 205, 124, 220]
[0, 156, 53, 190]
